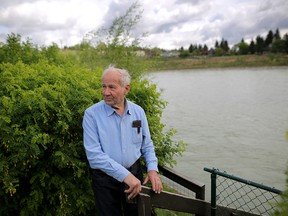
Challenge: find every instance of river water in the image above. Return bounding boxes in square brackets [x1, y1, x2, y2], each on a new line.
[148, 66, 288, 198]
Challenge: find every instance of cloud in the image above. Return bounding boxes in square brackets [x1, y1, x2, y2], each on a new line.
[0, 0, 107, 46]
[0, 0, 288, 49]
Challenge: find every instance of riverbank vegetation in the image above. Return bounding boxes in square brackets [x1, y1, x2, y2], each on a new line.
[145, 54, 288, 71]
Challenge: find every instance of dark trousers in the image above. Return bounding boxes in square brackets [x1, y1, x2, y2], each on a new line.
[91, 159, 143, 216]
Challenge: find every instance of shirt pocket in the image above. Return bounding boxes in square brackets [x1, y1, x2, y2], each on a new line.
[132, 129, 142, 144]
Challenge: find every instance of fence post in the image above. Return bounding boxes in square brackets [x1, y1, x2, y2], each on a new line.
[211, 171, 217, 216]
[137, 193, 151, 216]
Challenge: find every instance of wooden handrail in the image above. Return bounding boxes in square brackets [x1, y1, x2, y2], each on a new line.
[136, 186, 210, 216]
[158, 165, 205, 200]
[128, 167, 260, 216]
[135, 186, 260, 216]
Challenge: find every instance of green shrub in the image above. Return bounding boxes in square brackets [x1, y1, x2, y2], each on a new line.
[274, 167, 288, 216]
[274, 132, 288, 215]
[0, 33, 186, 215]
[0, 60, 100, 215]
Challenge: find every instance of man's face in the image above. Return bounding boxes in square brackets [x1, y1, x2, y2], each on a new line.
[101, 71, 130, 108]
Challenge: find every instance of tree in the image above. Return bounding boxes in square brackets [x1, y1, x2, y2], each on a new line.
[202, 44, 208, 55]
[214, 47, 225, 56]
[238, 40, 249, 55]
[0, 33, 33, 64]
[265, 30, 274, 48]
[213, 38, 229, 55]
[220, 38, 229, 52]
[82, 1, 148, 78]
[249, 39, 256, 54]
[179, 49, 190, 58]
[272, 39, 286, 53]
[0, 33, 77, 66]
[274, 28, 281, 40]
[255, 35, 265, 54]
[188, 44, 193, 53]
[215, 40, 219, 49]
[284, 33, 288, 53]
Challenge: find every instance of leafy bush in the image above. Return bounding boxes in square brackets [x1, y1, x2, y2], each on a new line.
[129, 79, 186, 166]
[274, 167, 288, 216]
[179, 50, 190, 58]
[0, 60, 100, 215]
[274, 132, 288, 216]
[0, 3, 186, 214]
[0, 32, 185, 215]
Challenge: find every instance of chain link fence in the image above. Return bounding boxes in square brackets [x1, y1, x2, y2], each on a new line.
[204, 167, 282, 216]
[160, 175, 196, 198]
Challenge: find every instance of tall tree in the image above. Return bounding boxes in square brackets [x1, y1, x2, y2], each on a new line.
[203, 44, 208, 55]
[220, 38, 229, 52]
[274, 28, 281, 40]
[188, 44, 193, 53]
[249, 39, 256, 54]
[224, 40, 229, 52]
[265, 30, 274, 48]
[215, 40, 219, 48]
[83, 1, 147, 78]
[255, 35, 265, 54]
[284, 33, 288, 53]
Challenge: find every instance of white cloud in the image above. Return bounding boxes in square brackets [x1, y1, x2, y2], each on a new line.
[0, 0, 288, 49]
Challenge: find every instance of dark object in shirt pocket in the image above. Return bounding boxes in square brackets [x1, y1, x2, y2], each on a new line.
[132, 120, 141, 134]
[132, 120, 141, 128]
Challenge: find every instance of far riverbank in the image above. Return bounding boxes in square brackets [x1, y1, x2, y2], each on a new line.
[147, 54, 288, 71]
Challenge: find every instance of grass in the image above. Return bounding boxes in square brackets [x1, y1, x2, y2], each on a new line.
[145, 54, 288, 71]
[62, 48, 288, 72]
[154, 208, 193, 216]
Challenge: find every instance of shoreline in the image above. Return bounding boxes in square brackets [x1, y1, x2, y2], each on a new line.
[146, 54, 288, 71]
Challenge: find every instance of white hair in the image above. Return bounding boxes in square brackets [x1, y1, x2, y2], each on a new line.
[102, 64, 131, 87]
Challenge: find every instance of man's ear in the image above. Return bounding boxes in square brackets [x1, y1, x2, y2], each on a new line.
[125, 84, 130, 95]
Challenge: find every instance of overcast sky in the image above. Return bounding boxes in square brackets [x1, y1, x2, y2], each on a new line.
[1, 0, 288, 50]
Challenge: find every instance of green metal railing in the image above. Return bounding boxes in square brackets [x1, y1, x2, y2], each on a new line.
[204, 167, 282, 216]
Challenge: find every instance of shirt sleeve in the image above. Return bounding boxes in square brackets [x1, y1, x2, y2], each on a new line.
[82, 108, 130, 182]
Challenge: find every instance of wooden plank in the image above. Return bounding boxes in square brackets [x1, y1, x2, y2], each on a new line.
[141, 186, 210, 216]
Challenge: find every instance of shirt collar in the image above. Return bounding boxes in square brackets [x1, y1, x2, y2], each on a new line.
[104, 98, 131, 116]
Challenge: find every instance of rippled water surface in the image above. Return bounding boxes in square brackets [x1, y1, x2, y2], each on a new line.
[148, 67, 288, 198]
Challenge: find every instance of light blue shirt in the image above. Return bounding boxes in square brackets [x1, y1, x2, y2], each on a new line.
[83, 100, 159, 182]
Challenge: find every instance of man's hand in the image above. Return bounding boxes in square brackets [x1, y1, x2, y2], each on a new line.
[124, 173, 142, 200]
[143, 170, 163, 194]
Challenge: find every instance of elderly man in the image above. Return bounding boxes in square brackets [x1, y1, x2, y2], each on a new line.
[83, 65, 162, 216]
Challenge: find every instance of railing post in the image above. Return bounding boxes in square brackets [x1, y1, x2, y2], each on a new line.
[137, 193, 151, 216]
[211, 171, 217, 216]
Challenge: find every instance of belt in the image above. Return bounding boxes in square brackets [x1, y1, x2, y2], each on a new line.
[127, 158, 141, 172]
[91, 158, 141, 174]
